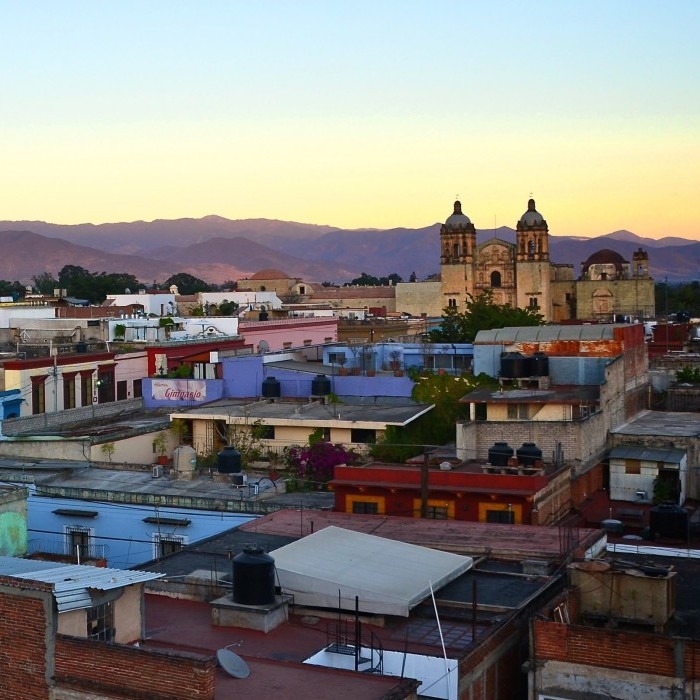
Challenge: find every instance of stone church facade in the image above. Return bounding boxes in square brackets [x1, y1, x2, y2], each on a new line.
[439, 199, 655, 322]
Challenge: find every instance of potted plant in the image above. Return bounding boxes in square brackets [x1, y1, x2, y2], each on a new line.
[336, 355, 348, 376]
[153, 432, 169, 465]
[114, 323, 126, 340]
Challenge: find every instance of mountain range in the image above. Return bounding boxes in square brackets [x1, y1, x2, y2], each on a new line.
[0, 216, 699, 286]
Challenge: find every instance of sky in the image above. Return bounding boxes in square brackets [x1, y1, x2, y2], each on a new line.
[1, 1, 699, 238]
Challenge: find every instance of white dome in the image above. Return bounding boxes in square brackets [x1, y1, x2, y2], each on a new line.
[519, 198, 544, 226]
[445, 200, 471, 228]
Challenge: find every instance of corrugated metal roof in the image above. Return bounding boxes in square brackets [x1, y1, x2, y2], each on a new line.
[609, 446, 686, 464]
[475, 325, 618, 344]
[0, 557, 164, 612]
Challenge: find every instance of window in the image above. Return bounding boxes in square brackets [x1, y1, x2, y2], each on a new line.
[66, 525, 92, 560]
[116, 380, 128, 401]
[97, 370, 115, 403]
[255, 425, 275, 440]
[507, 404, 530, 420]
[153, 534, 186, 558]
[351, 428, 376, 444]
[448, 298, 457, 308]
[87, 601, 114, 642]
[133, 378, 142, 398]
[63, 373, 76, 409]
[625, 459, 642, 475]
[80, 371, 94, 407]
[328, 352, 346, 365]
[490, 271, 502, 288]
[352, 501, 379, 515]
[529, 297, 539, 308]
[31, 376, 46, 414]
[486, 509, 515, 524]
[299, 286, 306, 295]
[426, 505, 449, 520]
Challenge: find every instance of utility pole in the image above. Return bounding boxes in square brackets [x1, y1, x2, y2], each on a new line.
[420, 449, 429, 518]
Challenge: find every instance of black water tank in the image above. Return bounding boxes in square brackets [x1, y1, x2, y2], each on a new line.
[531, 351, 549, 377]
[488, 442, 514, 467]
[516, 442, 543, 467]
[650, 504, 687, 539]
[259, 310, 269, 321]
[500, 352, 527, 378]
[75, 341, 87, 353]
[217, 446, 242, 474]
[232, 546, 275, 606]
[262, 376, 281, 398]
[311, 374, 331, 396]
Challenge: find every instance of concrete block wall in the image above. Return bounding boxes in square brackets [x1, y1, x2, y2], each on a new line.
[2, 398, 144, 436]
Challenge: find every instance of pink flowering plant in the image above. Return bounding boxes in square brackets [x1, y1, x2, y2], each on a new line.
[283, 440, 359, 490]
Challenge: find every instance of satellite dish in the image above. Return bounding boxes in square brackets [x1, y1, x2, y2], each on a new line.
[217, 648, 250, 679]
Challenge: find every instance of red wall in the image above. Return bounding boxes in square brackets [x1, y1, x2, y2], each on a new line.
[333, 464, 544, 522]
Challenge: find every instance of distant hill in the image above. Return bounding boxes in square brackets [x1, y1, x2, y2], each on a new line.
[0, 216, 698, 285]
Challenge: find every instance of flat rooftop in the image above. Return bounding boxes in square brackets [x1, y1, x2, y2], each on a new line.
[612, 409, 700, 438]
[461, 384, 600, 405]
[172, 397, 433, 427]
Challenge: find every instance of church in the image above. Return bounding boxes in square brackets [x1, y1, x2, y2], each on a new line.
[439, 198, 655, 322]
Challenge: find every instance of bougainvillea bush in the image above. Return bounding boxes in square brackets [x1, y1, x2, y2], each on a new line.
[284, 441, 359, 489]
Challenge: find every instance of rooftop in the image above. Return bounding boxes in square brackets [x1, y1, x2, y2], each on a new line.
[474, 324, 624, 344]
[612, 409, 700, 438]
[460, 384, 600, 405]
[171, 397, 434, 428]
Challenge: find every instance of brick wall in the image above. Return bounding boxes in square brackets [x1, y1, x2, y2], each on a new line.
[54, 635, 216, 700]
[534, 619, 700, 679]
[0, 580, 53, 700]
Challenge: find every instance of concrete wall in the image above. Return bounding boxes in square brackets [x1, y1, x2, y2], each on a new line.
[2, 398, 144, 436]
[0, 486, 28, 556]
[395, 281, 442, 317]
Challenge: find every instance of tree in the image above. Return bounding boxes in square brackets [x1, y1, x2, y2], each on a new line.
[0, 279, 25, 297]
[32, 272, 59, 295]
[347, 272, 403, 287]
[429, 290, 544, 344]
[163, 273, 212, 295]
[217, 299, 239, 316]
[371, 370, 495, 462]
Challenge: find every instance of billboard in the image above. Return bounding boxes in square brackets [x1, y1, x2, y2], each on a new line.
[151, 379, 207, 402]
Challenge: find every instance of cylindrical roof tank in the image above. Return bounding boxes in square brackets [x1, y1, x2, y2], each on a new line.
[232, 546, 276, 606]
[311, 374, 331, 396]
[500, 352, 527, 378]
[174, 445, 197, 473]
[650, 504, 687, 539]
[217, 446, 242, 474]
[516, 442, 543, 467]
[531, 351, 549, 377]
[262, 376, 281, 398]
[488, 442, 514, 467]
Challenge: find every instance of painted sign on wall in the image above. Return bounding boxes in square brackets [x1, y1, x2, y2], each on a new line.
[151, 379, 207, 402]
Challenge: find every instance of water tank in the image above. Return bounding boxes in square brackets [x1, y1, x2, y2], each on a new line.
[500, 352, 527, 378]
[516, 442, 543, 467]
[232, 546, 275, 606]
[650, 504, 688, 539]
[311, 374, 331, 396]
[217, 446, 242, 474]
[261, 376, 281, 398]
[531, 351, 549, 377]
[259, 310, 269, 321]
[488, 442, 514, 467]
[75, 341, 88, 353]
[174, 445, 197, 473]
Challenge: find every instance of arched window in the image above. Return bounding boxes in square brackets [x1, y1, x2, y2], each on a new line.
[453, 243, 460, 258]
[490, 271, 502, 288]
[528, 240, 535, 257]
[448, 298, 457, 308]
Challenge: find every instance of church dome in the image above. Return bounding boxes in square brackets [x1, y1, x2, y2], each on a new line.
[444, 200, 472, 229]
[519, 198, 544, 226]
[582, 249, 628, 274]
[250, 268, 289, 280]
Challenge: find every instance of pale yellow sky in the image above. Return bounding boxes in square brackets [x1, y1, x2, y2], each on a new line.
[2, 2, 698, 240]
